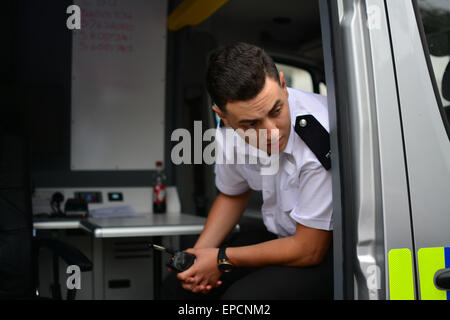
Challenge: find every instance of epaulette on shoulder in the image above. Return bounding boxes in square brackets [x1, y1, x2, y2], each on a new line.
[294, 114, 331, 170]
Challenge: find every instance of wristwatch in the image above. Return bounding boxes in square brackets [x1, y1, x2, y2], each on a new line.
[217, 247, 233, 272]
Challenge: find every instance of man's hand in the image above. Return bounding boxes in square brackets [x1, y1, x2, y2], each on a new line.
[176, 248, 223, 294]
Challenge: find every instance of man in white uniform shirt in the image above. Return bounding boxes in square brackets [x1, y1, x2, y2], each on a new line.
[163, 42, 333, 300]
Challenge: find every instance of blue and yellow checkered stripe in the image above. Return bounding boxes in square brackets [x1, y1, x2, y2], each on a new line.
[417, 246, 450, 300]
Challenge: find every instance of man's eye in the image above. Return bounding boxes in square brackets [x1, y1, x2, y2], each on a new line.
[270, 107, 282, 117]
[246, 122, 257, 128]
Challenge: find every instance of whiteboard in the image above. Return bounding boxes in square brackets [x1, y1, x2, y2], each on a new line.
[71, 0, 167, 170]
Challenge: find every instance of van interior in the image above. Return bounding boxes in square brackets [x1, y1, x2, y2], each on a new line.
[0, 0, 449, 300]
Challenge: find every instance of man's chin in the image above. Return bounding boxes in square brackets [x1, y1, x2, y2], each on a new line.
[263, 144, 284, 155]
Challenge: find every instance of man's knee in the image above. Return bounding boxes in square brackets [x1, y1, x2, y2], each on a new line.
[220, 264, 333, 300]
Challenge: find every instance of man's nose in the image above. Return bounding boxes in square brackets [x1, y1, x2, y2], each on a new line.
[262, 119, 279, 141]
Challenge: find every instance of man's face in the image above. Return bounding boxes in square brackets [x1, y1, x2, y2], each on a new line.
[213, 72, 291, 154]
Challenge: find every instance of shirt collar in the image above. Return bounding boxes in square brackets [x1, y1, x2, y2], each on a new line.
[282, 123, 295, 156]
[280, 87, 297, 157]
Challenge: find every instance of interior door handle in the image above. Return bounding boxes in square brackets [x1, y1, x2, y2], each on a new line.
[434, 268, 450, 290]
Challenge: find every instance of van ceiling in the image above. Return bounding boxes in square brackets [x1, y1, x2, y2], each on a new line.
[209, 0, 323, 63]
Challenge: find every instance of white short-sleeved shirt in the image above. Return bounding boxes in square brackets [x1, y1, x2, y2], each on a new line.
[214, 87, 333, 237]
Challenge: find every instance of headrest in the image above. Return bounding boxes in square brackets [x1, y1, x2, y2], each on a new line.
[443, 61, 450, 101]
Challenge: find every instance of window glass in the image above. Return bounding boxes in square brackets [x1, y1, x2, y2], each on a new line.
[275, 63, 314, 93]
[417, 0, 450, 110]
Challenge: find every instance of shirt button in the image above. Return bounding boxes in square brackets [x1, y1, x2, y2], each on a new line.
[260, 157, 270, 165]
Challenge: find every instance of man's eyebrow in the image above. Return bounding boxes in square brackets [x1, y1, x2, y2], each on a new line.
[238, 99, 283, 124]
[269, 99, 283, 113]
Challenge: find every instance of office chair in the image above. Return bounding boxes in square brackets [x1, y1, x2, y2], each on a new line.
[33, 238, 93, 300]
[0, 170, 93, 301]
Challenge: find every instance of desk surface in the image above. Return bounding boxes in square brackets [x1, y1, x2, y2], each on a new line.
[80, 214, 206, 238]
[33, 213, 206, 238]
[33, 218, 81, 230]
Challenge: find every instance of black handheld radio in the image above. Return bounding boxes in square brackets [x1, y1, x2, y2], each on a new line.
[149, 244, 196, 272]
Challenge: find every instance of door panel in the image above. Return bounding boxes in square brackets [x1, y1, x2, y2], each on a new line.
[385, 0, 450, 300]
[320, 0, 416, 299]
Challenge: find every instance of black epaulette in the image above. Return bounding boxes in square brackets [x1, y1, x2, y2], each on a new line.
[294, 114, 331, 170]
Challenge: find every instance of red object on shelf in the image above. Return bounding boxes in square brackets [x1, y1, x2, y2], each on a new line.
[153, 161, 166, 214]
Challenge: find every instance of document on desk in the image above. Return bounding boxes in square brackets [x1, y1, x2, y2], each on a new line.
[89, 205, 144, 218]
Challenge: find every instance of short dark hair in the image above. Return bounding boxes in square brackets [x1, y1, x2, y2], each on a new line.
[206, 42, 280, 111]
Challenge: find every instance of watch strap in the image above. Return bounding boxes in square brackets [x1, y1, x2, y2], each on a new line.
[218, 247, 228, 263]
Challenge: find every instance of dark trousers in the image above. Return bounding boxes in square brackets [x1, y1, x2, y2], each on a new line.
[162, 219, 333, 300]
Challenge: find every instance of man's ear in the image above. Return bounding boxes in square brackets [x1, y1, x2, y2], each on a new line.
[212, 105, 230, 127]
[279, 71, 289, 96]
[279, 71, 287, 89]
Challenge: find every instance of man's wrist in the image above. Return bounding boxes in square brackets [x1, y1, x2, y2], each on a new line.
[217, 247, 234, 272]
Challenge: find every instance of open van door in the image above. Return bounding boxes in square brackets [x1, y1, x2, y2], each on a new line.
[386, 0, 450, 300]
[320, 0, 450, 300]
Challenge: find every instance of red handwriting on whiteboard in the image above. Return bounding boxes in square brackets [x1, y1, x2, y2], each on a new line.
[76, 5, 134, 54]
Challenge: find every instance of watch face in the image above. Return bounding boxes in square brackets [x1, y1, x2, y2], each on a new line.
[219, 262, 233, 272]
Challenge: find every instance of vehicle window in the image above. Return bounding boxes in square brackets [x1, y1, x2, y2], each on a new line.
[275, 63, 314, 93]
[416, 0, 450, 112]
